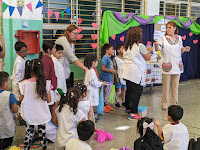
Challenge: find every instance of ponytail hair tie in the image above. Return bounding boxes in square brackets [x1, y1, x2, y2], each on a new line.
[38, 62, 41, 65]
[71, 92, 75, 98]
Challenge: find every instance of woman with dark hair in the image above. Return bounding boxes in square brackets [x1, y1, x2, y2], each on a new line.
[154, 21, 190, 110]
[120, 27, 153, 120]
[55, 25, 87, 80]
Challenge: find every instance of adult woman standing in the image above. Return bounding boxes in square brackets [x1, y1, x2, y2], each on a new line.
[55, 25, 87, 80]
[154, 21, 190, 110]
[120, 27, 153, 120]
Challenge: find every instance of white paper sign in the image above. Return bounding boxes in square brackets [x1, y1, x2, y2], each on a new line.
[157, 18, 164, 24]
[165, 19, 171, 24]
[160, 32, 165, 37]
[161, 25, 166, 31]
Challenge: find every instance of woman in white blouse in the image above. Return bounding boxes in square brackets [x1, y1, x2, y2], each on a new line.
[120, 27, 153, 120]
[154, 21, 190, 110]
[55, 25, 87, 80]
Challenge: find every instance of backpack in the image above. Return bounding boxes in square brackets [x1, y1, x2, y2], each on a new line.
[188, 138, 200, 150]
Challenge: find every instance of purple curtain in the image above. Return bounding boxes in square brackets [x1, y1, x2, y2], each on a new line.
[101, 24, 154, 57]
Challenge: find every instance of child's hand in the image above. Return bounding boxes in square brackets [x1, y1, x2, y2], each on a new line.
[112, 70, 117, 75]
[116, 78, 119, 83]
[102, 81, 106, 86]
[147, 47, 153, 53]
[153, 117, 160, 126]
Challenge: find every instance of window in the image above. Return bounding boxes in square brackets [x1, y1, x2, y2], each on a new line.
[159, 0, 200, 17]
[43, 0, 145, 59]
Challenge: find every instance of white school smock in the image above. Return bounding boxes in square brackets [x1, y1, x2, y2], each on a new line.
[84, 68, 103, 106]
[10, 55, 26, 82]
[52, 55, 67, 93]
[0, 91, 16, 139]
[78, 100, 91, 120]
[163, 122, 189, 150]
[113, 56, 126, 85]
[119, 43, 147, 86]
[65, 138, 92, 150]
[159, 35, 183, 74]
[54, 105, 85, 150]
[19, 79, 51, 125]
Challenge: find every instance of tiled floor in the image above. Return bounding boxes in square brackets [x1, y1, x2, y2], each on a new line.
[12, 79, 200, 150]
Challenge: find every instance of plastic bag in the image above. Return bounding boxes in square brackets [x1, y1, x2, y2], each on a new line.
[96, 86, 104, 115]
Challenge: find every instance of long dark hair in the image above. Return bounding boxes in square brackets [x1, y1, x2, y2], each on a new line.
[58, 87, 82, 114]
[39, 40, 55, 59]
[137, 117, 163, 150]
[84, 54, 98, 69]
[24, 59, 47, 100]
[124, 27, 143, 51]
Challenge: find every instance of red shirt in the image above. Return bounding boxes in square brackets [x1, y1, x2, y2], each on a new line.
[41, 55, 57, 90]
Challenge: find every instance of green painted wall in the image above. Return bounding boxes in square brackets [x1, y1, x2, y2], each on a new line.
[3, 19, 42, 78]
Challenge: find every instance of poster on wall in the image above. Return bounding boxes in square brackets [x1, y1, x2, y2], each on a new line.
[22, 19, 28, 28]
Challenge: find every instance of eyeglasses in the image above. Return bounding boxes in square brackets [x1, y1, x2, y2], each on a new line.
[19, 49, 29, 54]
[71, 32, 79, 36]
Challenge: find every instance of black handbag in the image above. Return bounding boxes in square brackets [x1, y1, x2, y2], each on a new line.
[188, 138, 200, 150]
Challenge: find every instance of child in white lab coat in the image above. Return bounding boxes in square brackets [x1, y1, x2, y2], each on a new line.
[52, 44, 67, 93]
[84, 55, 106, 118]
[75, 83, 95, 123]
[10, 41, 28, 99]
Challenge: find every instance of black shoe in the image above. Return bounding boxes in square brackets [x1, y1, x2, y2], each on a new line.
[122, 102, 125, 107]
[115, 102, 121, 108]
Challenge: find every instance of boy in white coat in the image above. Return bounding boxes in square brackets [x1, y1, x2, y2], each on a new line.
[154, 105, 189, 150]
[84, 55, 106, 114]
[10, 41, 28, 99]
[52, 44, 67, 93]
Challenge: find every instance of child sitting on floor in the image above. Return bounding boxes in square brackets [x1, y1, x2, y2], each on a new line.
[0, 71, 18, 149]
[154, 105, 189, 150]
[134, 117, 163, 150]
[65, 120, 95, 150]
[75, 83, 96, 123]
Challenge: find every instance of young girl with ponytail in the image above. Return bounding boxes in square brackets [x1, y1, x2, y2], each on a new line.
[53, 87, 85, 150]
[19, 59, 51, 150]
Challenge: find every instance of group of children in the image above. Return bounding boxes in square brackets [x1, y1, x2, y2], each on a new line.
[0, 39, 190, 150]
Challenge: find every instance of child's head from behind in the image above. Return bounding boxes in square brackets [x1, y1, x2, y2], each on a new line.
[74, 83, 87, 98]
[15, 41, 28, 58]
[137, 117, 154, 137]
[168, 105, 183, 122]
[116, 44, 124, 55]
[0, 71, 9, 89]
[84, 54, 98, 69]
[103, 44, 114, 56]
[24, 59, 47, 100]
[58, 87, 82, 114]
[77, 120, 95, 141]
[42, 40, 56, 55]
[54, 44, 64, 59]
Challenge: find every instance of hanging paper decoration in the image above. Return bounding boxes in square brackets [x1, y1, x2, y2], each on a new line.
[111, 35, 116, 40]
[78, 27, 83, 33]
[9, 6, 15, 16]
[0, 0, 2, 2]
[91, 34, 98, 40]
[92, 23, 98, 29]
[17, 7, 23, 17]
[189, 32, 193, 37]
[48, 10, 53, 19]
[26, 2, 33, 12]
[92, 12, 96, 18]
[77, 34, 83, 40]
[65, 7, 71, 16]
[17, 0, 24, 7]
[35, 0, 43, 9]
[78, 18, 83, 24]
[54, 12, 60, 21]
[182, 35, 186, 40]
[90, 43, 98, 49]
[60, 11, 65, 19]
[3, 2, 9, 13]
[120, 36, 125, 42]
[193, 39, 198, 44]
[147, 41, 152, 45]
[41, 5, 48, 15]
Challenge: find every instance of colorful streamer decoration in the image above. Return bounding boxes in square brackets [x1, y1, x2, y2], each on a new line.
[35, 0, 43, 9]
[41, 5, 48, 15]
[9, 6, 15, 17]
[17, 7, 23, 17]
[65, 7, 71, 16]
[26, 2, 33, 12]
